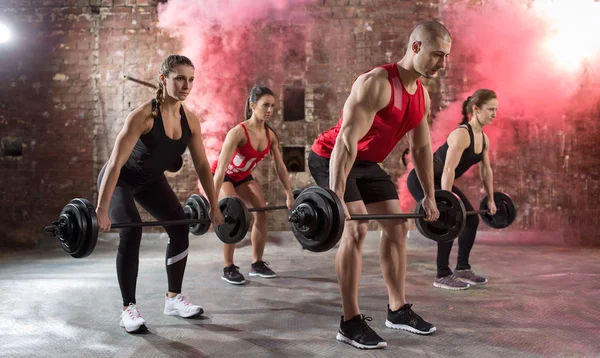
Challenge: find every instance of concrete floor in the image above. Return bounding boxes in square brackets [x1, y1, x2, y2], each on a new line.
[1, 231, 599, 358]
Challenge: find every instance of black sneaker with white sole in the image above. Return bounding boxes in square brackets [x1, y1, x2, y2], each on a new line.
[336, 314, 387, 349]
[222, 264, 246, 285]
[385, 304, 436, 335]
[249, 261, 276, 278]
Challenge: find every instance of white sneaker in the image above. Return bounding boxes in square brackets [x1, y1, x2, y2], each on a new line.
[164, 293, 204, 318]
[119, 303, 147, 333]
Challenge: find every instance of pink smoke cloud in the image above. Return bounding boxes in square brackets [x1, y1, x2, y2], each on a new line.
[399, 0, 600, 212]
[157, 0, 314, 193]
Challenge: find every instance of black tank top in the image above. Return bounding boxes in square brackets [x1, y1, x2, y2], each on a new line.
[433, 123, 485, 180]
[120, 99, 191, 184]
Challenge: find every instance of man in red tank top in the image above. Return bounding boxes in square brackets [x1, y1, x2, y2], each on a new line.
[308, 21, 451, 349]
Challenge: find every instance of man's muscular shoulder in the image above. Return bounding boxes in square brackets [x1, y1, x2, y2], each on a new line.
[352, 67, 390, 111]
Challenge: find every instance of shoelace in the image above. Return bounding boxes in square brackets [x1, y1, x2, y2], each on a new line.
[227, 264, 240, 273]
[255, 261, 270, 269]
[457, 269, 473, 274]
[357, 315, 375, 335]
[468, 270, 480, 278]
[127, 304, 142, 319]
[177, 294, 191, 306]
[403, 307, 416, 320]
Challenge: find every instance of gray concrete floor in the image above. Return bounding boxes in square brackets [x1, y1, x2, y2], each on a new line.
[1, 231, 599, 358]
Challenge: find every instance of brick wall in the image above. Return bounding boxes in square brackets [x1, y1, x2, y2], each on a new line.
[1, 1, 99, 248]
[1, 0, 598, 248]
[0, 0, 178, 248]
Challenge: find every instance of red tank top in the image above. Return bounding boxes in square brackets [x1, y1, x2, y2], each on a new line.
[311, 63, 425, 163]
[211, 123, 271, 181]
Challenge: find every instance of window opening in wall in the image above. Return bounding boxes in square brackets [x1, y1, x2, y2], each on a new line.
[282, 146, 305, 172]
[283, 87, 305, 122]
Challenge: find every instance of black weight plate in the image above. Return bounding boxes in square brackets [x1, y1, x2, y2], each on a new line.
[185, 194, 211, 236]
[292, 188, 304, 200]
[415, 190, 466, 243]
[71, 198, 98, 259]
[58, 202, 86, 257]
[291, 186, 344, 252]
[215, 196, 251, 244]
[291, 188, 332, 250]
[67, 199, 90, 258]
[480, 192, 516, 229]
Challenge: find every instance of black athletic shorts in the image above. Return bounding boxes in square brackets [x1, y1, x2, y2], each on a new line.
[308, 150, 398, 204]
[221, 173, 254, 188]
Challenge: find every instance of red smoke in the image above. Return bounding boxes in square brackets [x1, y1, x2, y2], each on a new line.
[157, 0, 313, 193]
[399, 0, 600, 213]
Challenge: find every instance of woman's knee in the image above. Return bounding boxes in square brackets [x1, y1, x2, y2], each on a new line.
[252, 211, 268, 228]
[166, 225, 189, 247]
[118, 227, 143, 256]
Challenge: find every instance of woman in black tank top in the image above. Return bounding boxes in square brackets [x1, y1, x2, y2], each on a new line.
[407, 89, 499, 291]
[95, 55, 225, 333]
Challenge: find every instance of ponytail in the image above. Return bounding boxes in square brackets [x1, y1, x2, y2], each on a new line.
[460, 96, 471, 125]
[244, 96, 252, 120]
[152, 81, 164, 118]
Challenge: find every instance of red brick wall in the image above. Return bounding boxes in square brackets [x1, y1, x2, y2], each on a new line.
[0, 0, 178, 247]
[1, 0, 598, 248]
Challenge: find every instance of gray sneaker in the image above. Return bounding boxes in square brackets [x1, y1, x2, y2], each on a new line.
[433, 275, 470, 290]
[454, 269, 487, 285]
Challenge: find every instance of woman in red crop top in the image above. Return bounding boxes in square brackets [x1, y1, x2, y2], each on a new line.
[212, 85, 294, 285]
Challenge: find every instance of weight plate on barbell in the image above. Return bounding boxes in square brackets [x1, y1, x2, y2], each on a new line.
[291, 186, 344, 252]
[292, 188, 304, 200]
[185, 194, 211, 236]
[71, 198, 98, 259]
[415, 190, 466, 243]
[58, 201, 87, 258]
[480, 192, 516, 229]
[215, 196, 251, 245]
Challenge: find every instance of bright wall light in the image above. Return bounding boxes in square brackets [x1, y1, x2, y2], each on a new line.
[534, 0, 600, 69]
[0, 24, 9, 44]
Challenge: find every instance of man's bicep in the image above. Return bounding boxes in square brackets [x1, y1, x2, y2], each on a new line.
[339, 99, 375, 143]
[339, 75, 385, 143]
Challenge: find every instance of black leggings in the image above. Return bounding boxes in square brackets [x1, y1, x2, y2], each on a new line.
[98, 166, 189, 306]
[406, 169, 479, 278]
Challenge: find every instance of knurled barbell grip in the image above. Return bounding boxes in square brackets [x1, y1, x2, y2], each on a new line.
[466, 210, 490, 215]
[288, 211, 428, 222]
[248, 205, 288, 213]
[107, 216, 232, 230]
[349, 213, 426, 220]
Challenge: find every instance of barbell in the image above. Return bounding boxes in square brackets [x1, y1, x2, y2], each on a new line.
[216, 187, 517, 252]
[45, 186, 516, 258]
[44, 189, 305, 258]
[44, 194, 217, 258]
